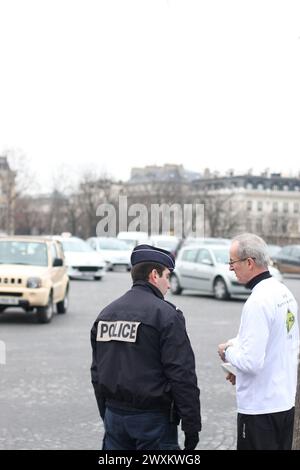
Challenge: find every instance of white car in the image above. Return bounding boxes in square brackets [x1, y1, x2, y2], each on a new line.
[183, 237, 231, 246]
[149, 235, 180, 256]
[170, 244, 283, 300]
[87, 237, 131, 271]
[54, 236, 106, 280]
[117, 231, 149, 249]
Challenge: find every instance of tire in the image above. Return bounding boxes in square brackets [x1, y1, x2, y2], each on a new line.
[57, 286, 69, 314]
[36, 293, 54, 323]
[213, 277, 230, 300]
[94, 276, 102, 281]
[170, 274, 182, 295]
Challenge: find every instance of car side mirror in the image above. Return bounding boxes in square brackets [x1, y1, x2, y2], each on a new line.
[53, 258, 63, 267]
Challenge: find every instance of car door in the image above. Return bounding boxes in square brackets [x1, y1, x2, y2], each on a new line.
[177, 248, 199, 289]
[193, 248, 215, 292]
[50, 242, 65, 302]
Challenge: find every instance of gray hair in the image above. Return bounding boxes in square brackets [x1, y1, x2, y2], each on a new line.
[232, 233, 270, 269]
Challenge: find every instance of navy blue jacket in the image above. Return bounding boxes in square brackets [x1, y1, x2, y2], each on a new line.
[91, 281, 201, 433]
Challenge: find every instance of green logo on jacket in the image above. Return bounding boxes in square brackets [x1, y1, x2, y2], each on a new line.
[286, 310, 295, 333]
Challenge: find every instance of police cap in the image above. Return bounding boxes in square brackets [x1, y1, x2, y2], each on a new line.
[131, 244, 175, 271]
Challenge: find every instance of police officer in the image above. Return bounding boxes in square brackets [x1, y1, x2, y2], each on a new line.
[91, 244, 201, 450]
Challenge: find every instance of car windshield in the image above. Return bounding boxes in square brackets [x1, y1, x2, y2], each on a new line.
[61, 239, 93, 253]
[0, 241, 48, 266]
[211, 248, 230, 264]
[119, 239, 136, 249]
[97, 239, 129, 250]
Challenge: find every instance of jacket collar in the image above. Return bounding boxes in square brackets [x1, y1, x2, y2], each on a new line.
[132, 280, 164, 299]
[246, 270, 272, 290]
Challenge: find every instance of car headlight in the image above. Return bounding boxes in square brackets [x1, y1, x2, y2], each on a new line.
[26, 277, 42, 288]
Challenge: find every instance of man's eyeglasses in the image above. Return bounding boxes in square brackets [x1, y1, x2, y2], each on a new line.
[228, 257, 256, 266]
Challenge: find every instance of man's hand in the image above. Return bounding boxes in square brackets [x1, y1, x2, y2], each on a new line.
[217, 343, 228, 361]
[184, 432, 199, 450]
[226, 372, 236, 385]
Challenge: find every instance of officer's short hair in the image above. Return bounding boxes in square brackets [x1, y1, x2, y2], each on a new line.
[131, 262, 165, 282]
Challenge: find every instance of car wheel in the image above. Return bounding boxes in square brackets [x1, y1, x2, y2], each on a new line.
[170, 274, 182, 295]
[57, 286, 69, 314]
[37, 293, 54, 323]
[213, 277, 230, 300]
[94, 276, 102, 281]
[0, 306, 6, 313]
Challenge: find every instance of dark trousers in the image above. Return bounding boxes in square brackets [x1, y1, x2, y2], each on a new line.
[237, 407, 295, 450]
[103, 406, 180, 450]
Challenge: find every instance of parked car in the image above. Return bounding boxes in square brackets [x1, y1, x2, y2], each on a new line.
[183, 237, 231, 246]
[149, 234, 181, 256]
[170, 244, 283, 300]
[54, 236, 106, 280]
[272, 245, 300, 274]
[267, 244, 282, 261]
[86, 237, 131, 271]
[117, 231, 149, 248]
[0, 236, 69, 323]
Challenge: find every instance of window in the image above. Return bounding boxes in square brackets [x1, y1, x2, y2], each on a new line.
[272, 202, 278, 213]
[181, 249, 198, 262]
[281, 246, 292, 255]
[294, 203, 299, 214]
[247, 201, 252, 211]
[291, 247, 300, 258]
[197, 249, 213, 265]
[283, 202, 289, 213]
[256, 219, 263, 232]
[0, 241, 48, 267]
[257, 201, 263, 211]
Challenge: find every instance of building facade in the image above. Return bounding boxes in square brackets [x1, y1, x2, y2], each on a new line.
[192, 173, 300, 244]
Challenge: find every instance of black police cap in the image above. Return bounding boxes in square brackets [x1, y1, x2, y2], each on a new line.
[131, 244, 175, 271]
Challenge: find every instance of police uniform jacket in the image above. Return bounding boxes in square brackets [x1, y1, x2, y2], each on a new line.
[91, 280, 201, 433]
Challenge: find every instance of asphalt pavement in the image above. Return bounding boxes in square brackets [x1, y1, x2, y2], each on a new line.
[0, 272, 299, 450]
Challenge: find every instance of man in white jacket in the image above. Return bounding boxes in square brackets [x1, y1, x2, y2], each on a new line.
[218, 233, 299, 450]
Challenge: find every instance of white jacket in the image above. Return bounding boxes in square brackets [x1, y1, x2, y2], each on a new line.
[226, 277, 299, 414]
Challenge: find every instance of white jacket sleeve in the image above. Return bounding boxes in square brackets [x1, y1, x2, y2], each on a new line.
[225, 299, 270, 374]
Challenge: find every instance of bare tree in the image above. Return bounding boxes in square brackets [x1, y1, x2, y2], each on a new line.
[76, 171, 118, 238]
[195, 190, 243, 238]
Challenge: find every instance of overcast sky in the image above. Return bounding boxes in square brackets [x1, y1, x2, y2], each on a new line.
[1, 0, 300, 190]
